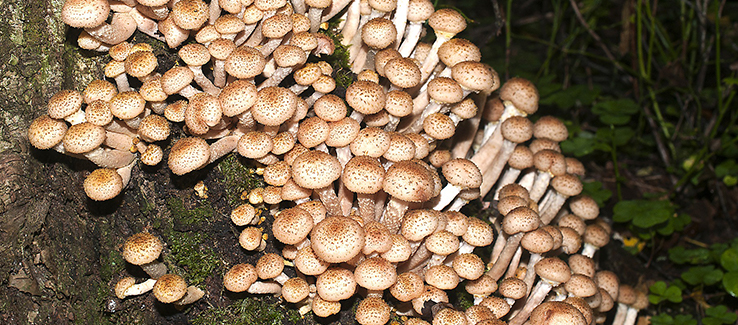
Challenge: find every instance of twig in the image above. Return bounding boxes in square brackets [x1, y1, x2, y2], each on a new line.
[567, 0, 625, 72]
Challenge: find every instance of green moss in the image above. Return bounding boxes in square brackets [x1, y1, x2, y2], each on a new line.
[167, 196, 215, 226]
[164, 230, 220, 286]
[192, 297, 301, 325]
[217, 154, 264, 208]
[320, 21, 354, 89]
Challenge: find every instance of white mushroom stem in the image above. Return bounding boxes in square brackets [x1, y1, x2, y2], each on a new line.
[581, 243, 599, 259]
[209, 134, 241, 163]
[174, 286, 205, 305]
[522, 253, 543, 295]
[340, 0, 361, 46]
[538, 190, 567, 225]
[248, 281, 282, 295]
[123, 278, 157, 297]
[380, 197, 412, 234]
[392, 0, 409, 47]
[321, 0, 353, 22]
[477, 139, 518, 198]
[508, 279, 557, 325]
[493, 167, 524, 200]
[504, 246, 523, 279]
[486, 233, 523, 281]
[86, 12, 137, 45]
[357, 193, 375, 223]
[188, 66, 220, 95]
[518, 170, 536, 191]
[85, 147, 136, 168]
[431, 184, 462, 211]
[612, 303, 629, 325]
[308, 7, 324, 33]
[315, 185, 342, 217]
[529, 171, 552, 203]
[128, 7, 166, 42]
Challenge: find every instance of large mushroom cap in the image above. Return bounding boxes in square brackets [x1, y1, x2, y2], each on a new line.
[28, 115, 67, 150]
[310, 216, 365, 263]
[383, 160, 436, 203]
[61, 0, 110, 28]
[121, 232, 163, 265]
[168, 137, 210, 175]
[84, 168, 124, 201]
[153, 274, 188, 303]
[291, 150, 342, 189]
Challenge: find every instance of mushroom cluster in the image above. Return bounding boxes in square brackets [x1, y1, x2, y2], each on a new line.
[28, 0, 649, 323]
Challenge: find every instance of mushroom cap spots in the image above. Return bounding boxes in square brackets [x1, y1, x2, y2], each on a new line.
[535, 257, 572, 285]
[274, 44, 308, 69]
[500, 115, 533, 143]
[219, 80, 258, 117]
[583, 224, 610, 249]
[361, 18, 397, 50]
[383, 133, 416, 162]
[530, 301, 587, 325]
[225, 46, 267, 79]
[239, 227, 263, 250]
[425, 230, 459, 256]
[273, 207, 314, 245]
[499, 77, 539, 115]
[497, 195, 528, 216]
[450, 97, 478, 120]
[263, 161, 291, 186]
[168, 137, 210, 175]
[534, 149, 567, 175]
[214, 14, 246, 35]
[314, 94, 347, 122]
[310, 216, 365, 263]
[569, 195, 599, 220]
[179, 43, 211, 66]
[223, 263, 258, 292]
[342, 156, 385, 194]
[256, 253, 285, 279]
[462, 217, 494, 247]
[452, 253, 485, 280]
[48, 90, 83, 119]
[355, 297, 391, 325]
[350, 127, 391, 157]
[293, 63, 323, 86]
[252, 87, 297, 126]
[438, 38, 481, 68]
[28, 115, 67, 150]
[551, 174, 583, 197]
[63, 122, 105, 154]
[138, 115, 170, 142]
[262, 14, 293, 39]
[384, 58, 421, 89]
[291, 150, 341, 189]
[569, 254, 596, 278]
[428, 77, 463, 104]
[122, 232, 163, 265]
[385, 90, 413, 117]
[534, 116, 569, 142]
[521, 228, 555, 254]
[297, 116, 330, 148]
[425, 265, 460, 290]
[281, 277, 310, 303]
[153, 274, 188, 303]
[428, 8, 466, 37]
[83, 80, 117, 104]
[208, 38, 237, 60]
[432, 308, 467, 325]
[442, 158, 482, 189]
[498, 183, 530, 201]
[84, 168, 124, 201]
[465, 274, 498, 297]
[451, 61, 499, 93]
[499, 277, 527, 300]
[294, 246, 330, 275]
[316, 267, 357, 301]
[390, 272, 424, 302]
[346, 81, 386, 115]
[125, 51, 157, 78]
[502, 206, 540, 235]
[161, 67, 196, 95]
[290, 32, 318, 52]
[237, 131, 273, 159]
[507, 145, 534, 170]
[171, 0, 209, 30]
[61, 0, 110, 28]
[423, 113, 455, 140]
[109, 91, 146, 120]
[312, 295, 341, 317]
[354, 257, 397, 290]
[326, 117, 360, 147]
[407, 0, 434, 22]
[383, 160, 436, 202]
[401, 209, 440, 241]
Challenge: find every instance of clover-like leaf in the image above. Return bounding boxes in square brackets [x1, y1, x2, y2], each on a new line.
[669, 246, 711, 265]
[722, 271, 738, 298]
[705, 305, 737, 324]
[720, 247, 738, 272]
[591, 98, 639, 125]
[613, 199, 673, 228]
[681, 265, 723, 286]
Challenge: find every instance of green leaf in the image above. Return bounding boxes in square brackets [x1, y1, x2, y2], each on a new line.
[722, 271, 738, 297]
[650, 314, 674, 325]
[681, 266, 723, 286]
[668, 246, 711, 264]
[591, 99, 640, 125]
[581, 181, 612, 207]
[613, 199, 673, 228]
[705, 305, 738, 324]
[673, 314, 697, 325]
[561, 136, 597, 157]
[723, 77, 738, 86]
[720, 247, 738, 272]
[664, 285, 682, 303]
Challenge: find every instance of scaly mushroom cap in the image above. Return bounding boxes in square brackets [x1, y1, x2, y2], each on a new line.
[383, 160, 436, 202]
[153, 274, 188, 303]
[442, 158, 482, 189]
[168, 137, 210, 175]
[171, 0, 209, 30]
[28, 115, 67, 150]
[63, 122, 106, 154]
[121, 232, 163, 265]
[223, 263, 258, 292]
[354, 257, 397, 291]
[291, 150, 342, 189]
[225, 46, 267, 79]
[529, 301, 587, 325]
[355, 297, 391, 325]
[316, 267, 357, 301]
[342, 156, 385, 194]
[281, 277, 310, 303]
[109, 91, 146, 120]
[346, 81, 387, 115]
[361, 18, 397, 49]
[451, 61, 499, 93]
[452, 253, 485, 280]
[534, 116, 568, 142]
[499, 77, 539, 115]
[438, 38, 482, 67]
[252, 87, 298, 126]
[535, 257, 572, 285]
[84, 168, 124, 201]
[48, 90, 83, 120]
[310, 216, 365, 263]
[384, 58, 421, 89]
[61, 0, 110, 28]
[428, 8, 466, 38]
[390, 272, 424, 302]
[273, 207, 314, 245]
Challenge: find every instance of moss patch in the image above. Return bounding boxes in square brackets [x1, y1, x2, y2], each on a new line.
[164, 230, 220, 286]
[192, 296, 301, 325]
[216, 154, 264, 209]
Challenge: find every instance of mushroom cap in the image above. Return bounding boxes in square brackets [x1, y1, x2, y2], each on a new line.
[273, 44, 307, 68]
[452, 253, 484, 280]
[384, 58, 421, 89]
[310, 216, 365, 263]
[61, 0, 110, 28]
[529, 301, 587, 325]
[297, 116, 330, 148]
[594, 270, 620, 301]
[551, 174, 583, 197]
[583, 224, 610, 249]
[497, 195, 528, 216]
[361, 18, 397, 49]
[354, 257, 397, 290]
[219, 80, 258, 117]
[425, 264, 460, 290]
[125, 51, 157, 78]
[499, 77, 539, 115]
[534, 116, 568, 142]
[223, 263, 258, 292]
[390, 272, 424, 302]
[281, 277, 310, 303]
[109, 91, 146, 120]
[161, 67, 195, 95]
[381, 234, 412, 262]
[425, 230, 459, 256]
[48, 90, 83, 120]
[428, 77, 464, 104]
[432, 308, 467, 325]
[533, 149, 567, 175]
[500, 115, 533, 143]
[225, 46, 267, 79]
[272, 207, 314, 245]
[251, 87, 298, 126]
[342, 156, 385, 194]
[121, 232, 163, 266]
[502, 206, 539, 235]
[255, 253, 285, 279]
[84, 168, 125, 201]
[451, 61, 499, 93]
[428, 8, 466, 37]
[171, 0, 209, 30]
[138, 115, 170, 142]
[28, 115, 67, 150]
[294, 246, 330, 275]
[263, 161, 291, 186]
[346, 81, 386, 115]
[326, 117, 360, 147]
[450, 97, 478, 120]
[438, 38, 481, 67]
[569, 195, 599, 220]
[291, 150, 342, 189]
[499, 277, 527, 300]
[565, 274, 598, 298]
[423, 113, 455, 140]
[208, 38, 237, 61]
[355, 297, 391, 325]
[406, 0, 434, 22]
[535, 257, 571, 285]
[63, 122, 105, 154]
[237, 131, 273, 159]
[238, 227, 263, 250]
[383, 160, 436, 202]
[168, 137, 210, 175]
[314, 94, 347, 122]
[507, 145, 534, 170]
[383, 133, 416, 162]
[401, 209, 440, 241]
[465, 273, 498, 296]
[350, 127, 391, 157]
[521, 228, 555, 254]
[153, 274, 188, 303]
[385, 90, 413, 117]
[316, 267, 357, 301]
[83, 80, 117, 104]
[442, 158, 482, 189]
[311, 295, 341, 317]
[569, 254, 596, 277]
[179, 43, 212, 67]
[497, 183, 530, 201]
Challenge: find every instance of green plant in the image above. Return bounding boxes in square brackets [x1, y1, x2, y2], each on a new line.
[612, 198, 691, 250]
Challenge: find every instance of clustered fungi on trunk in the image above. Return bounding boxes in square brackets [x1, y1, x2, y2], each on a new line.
[28, 0, 650, 323]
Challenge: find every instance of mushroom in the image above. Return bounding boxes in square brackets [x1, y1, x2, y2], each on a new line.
[121, 232, 167, 279]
